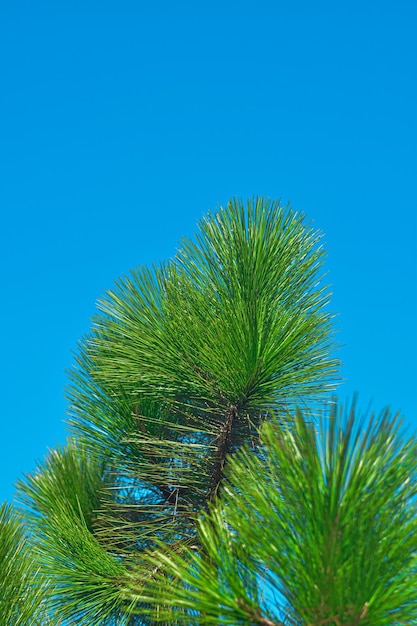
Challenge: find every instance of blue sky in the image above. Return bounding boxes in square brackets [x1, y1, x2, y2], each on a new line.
[1, 1, 416, 503]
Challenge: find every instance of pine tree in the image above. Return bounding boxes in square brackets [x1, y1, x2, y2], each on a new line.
[0, 503, 49, 625]
[142, 403, 417, 625]
[1, 198, 416, 624]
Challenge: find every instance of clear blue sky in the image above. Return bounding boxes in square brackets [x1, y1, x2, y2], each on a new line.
[1, 1, 416, 503]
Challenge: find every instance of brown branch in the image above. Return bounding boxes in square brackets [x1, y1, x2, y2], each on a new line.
[208, 404, 237, 500]
[236, 598, 284, 626]
[308, 602, 369, 626]
[352, 602, 369, 625]
[158, 484, 179, 503]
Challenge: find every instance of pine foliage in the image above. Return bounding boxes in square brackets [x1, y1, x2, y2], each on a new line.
[0, 503, 48, 625]
[142, 403, 417, 624]
[2, 197, 415, 625]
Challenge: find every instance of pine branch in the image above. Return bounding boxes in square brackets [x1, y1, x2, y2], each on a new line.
[208, 404, 238, 500]
[236, 599, 285, 626]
